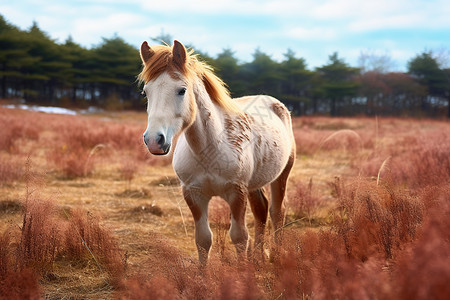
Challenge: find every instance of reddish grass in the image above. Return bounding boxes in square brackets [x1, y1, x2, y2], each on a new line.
[1, 107, 170, 178]
[391, 141, 450, 189]
[288, 178, 322, 223]
[394, 187, 450, 300]
[18, 198, 61, 275]
[355, 119, 450, 188]
[117, 118, 450, 299]
[209, 197, 231, 259]
[0, 268, 42, 300]
[0, 231, 12, 280]
[0, 108, 40, 153]
[292, 116, 375, 155]
[119, 160, 139, 190]
[119, 235, 262, 300]
[2, 109, 450, 299]
[0, 196, 126, 296]
[120, 275, 178, 300]
[0, 156, 24, 184]
[0, 198, 56, 299]
[332, 179, 424, 260]
[43, 116, 169, 177]
[64, 208, 126, 284]
[47, 144, 97, 178]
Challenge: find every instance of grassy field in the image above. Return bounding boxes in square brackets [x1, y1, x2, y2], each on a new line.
[0, 106, 449, 299]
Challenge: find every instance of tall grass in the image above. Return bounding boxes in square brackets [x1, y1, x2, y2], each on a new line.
[64, 208, 126, 284]
[0, 195, 126, 297]
[2, 109, 449, 299]
[118, 183, 448, 299]
[0, 156, 24, 184]
[288, 178, 322, 224]
[0, 108, 40, 153]
[209, 197, 231, 259]
[118, 117, 449, 299]
[18, 198, 61, 274]
[394, 190, 450, 299]
[332, 179, 423, 260]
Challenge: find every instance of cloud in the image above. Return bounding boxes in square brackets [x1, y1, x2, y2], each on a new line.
[73, 13, 147, 37]
[134, 0, 310, 17]
[287, 26, 339, 41]
[0, 4, 32, 29]
[310, 0, 450, 32]
[136, 0, 254, 15]
[349, 14, 423, 33]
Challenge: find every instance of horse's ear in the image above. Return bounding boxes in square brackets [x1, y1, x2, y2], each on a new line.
[172, 40, 187, 67]
[140, 41, 154, 64]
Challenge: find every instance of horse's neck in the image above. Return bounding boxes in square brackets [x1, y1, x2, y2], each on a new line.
[184, 82, 224, 153]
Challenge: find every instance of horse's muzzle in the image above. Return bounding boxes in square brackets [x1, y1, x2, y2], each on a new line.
[143, 132, 171, 155]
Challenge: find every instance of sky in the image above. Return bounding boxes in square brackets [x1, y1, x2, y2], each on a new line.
[1, 0, 450, 71]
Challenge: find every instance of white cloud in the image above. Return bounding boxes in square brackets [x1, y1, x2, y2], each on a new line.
[136, 0, 253, 15]
[348, 13, 423, 32]
[134, 0, 311, 17]
[71, 13, 149, 45]
[0, 4, 33, 29]
[287, 26, 339, 41]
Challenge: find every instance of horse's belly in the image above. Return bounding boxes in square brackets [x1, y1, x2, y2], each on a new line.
[247, 121, 292, 190]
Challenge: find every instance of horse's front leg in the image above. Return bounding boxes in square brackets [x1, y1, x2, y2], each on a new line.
[226, 184, 249, 259]
[182, 186, 212, 264]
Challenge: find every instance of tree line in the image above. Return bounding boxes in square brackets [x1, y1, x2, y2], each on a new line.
[1, 15, 449, 117]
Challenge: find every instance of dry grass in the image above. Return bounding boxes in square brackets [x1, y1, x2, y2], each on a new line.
[1, 106, 449, 299]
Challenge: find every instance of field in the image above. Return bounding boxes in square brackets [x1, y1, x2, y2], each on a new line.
[0, 105, 449, 299]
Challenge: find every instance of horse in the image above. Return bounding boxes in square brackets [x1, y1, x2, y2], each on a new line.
[138, 40, 295, 264]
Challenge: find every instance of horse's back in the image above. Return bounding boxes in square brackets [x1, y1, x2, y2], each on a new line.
[235, 95, 292, 129]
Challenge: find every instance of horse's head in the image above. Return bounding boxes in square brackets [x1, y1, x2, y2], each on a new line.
[139, 40, 196, 155]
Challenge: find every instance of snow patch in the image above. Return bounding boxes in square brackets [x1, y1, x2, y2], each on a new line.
[2, 104, 103, 115]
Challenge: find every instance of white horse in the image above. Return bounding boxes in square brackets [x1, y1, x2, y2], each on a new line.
[138, 40, 295, 264]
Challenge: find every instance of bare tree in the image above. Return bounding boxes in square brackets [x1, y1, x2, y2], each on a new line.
[358, 50, 396, 74]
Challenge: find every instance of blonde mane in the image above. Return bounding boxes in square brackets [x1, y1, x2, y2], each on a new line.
[138, 44, 242, 115]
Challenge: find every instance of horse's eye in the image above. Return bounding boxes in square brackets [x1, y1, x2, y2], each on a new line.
[141, 90, 146, 97]
[178, 88, 186, 96]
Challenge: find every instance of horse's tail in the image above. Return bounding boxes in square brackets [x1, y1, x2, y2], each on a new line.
[270, 101, 292, 129]
[270, 100, 296, 155]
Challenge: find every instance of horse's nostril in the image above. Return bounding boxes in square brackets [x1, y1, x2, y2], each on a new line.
[156, 134, 165, 147]
[143, 133, 148, 146]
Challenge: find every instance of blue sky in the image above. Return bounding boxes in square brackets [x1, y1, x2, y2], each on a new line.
[1, 0, 450, 70]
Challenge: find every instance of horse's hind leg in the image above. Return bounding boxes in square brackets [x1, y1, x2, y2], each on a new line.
[227, 184, 249, 259]
[248, 189, 268, 256]
[270, 152, 295, 244]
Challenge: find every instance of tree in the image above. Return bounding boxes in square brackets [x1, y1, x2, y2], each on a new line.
[279, 49, 313, 114]
[357, 71, 390, 115]
[1, 14, 449, 117]
[316, 52, 360, 116]
[60, 36, 91, 105]
[242, 48, 282, 97]
[408, 52, 449, 116]
[25, 22, 73, 104]
[91, 36, 141, 108]
[443, 68, 450, 117]
[384, 72, 426, 116]
[0, 16, 38, 99]
[213, 48, 244, 96]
